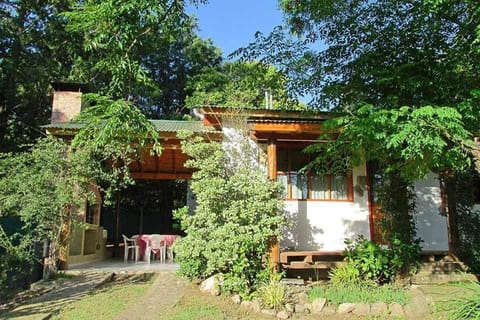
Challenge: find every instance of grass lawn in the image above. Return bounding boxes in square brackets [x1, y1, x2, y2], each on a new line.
[50, 275, 156, 320]
[162, 284, 272, 320]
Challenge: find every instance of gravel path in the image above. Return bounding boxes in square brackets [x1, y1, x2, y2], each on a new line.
[114, 271, 188, 320]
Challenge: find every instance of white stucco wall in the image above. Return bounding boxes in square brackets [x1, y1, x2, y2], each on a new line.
[413, 173, 449, 251]
[281, 165, 371, 251]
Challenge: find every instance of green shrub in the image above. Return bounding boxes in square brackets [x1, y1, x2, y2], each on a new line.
[0, 250, 33, 303]
[173, 132, 285, 295]
[344, 237, 391, 283]
[344, 235, 421, 283]
[308, 283, 408, 305]
[328, 264, 362, 287]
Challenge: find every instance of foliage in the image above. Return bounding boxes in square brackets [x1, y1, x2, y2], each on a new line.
[186, 61, 305, 110]
[173, 131, 285, 295]
[305, 105, 473, 181]
[0, 0, 221, 154]
[344, 236, 420, 283]
[63, 0, 222, 118]
[237, 0, 480, 255]
[256, 268, 285, 311]
[0, 136, 94, 280]
[0, 0, 80, 152]
[0, 237, 34, 303]
[257, 281, 286, 311]
[71, 94, 161, 204]
[308, 283, 409, 306]
[344, 237, 392, 283]
[441, 281, 480, 320]
[328, 264, 362, 287]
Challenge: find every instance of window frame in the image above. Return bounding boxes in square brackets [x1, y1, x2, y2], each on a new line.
[276, 147, 354, 202]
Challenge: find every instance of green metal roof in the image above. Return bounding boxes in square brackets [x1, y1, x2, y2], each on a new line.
[44, 120, 214, 133]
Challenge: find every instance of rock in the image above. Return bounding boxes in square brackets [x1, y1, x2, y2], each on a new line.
[370, 301, 388, 316]
[303, 303, 312, 313]
[352, 303, 370, 316]
[199, 274, 223, 296]
[297, 292, 309, 304]
[404, 289, 431, 319]
[231, 294, 241, 304]
[261, 308, 277, 317]
[426, 295, 435, 307]
[285, 303, 294, 313]
[337, 303, 355, 314]
[322, 304, 337, 315]
[251, 298, 262, 313]
[240, 300, 252, 309]
[389, 302, 404, 318]
[241, 299, 261, 313]
[294, 304, 307, 313]
[311, 297, 327, 314]
[276, 310, 291, 319]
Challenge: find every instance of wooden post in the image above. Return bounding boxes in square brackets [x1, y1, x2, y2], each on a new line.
[114, 193, 121, 258]
[267, 139, 280, 270]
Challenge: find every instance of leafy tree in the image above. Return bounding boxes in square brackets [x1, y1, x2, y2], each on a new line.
[0, 0, 81, 152]
[0, 136, 94, 282]
[186, 61, 305, 110]
[237, 0, 480, 256]
[63, 0, 222, 118]
[173, 130, 285, 295]
[71, 94, 161, 203]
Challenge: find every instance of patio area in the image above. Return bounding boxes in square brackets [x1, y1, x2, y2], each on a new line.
[67, 258, 179, 273]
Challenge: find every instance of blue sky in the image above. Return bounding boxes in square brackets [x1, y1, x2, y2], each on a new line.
[187, 0, 284, 58]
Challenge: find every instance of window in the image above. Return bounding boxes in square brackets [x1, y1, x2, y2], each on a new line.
[276, 147, 353, 201]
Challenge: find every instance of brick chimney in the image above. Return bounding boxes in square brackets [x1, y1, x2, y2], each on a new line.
[50, 82, 89, 123]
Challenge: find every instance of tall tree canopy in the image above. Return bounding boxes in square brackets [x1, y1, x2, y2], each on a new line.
[63, 0, 222, 118]
[186, 61, 305, 110]
[0, 0, 80, 152]
[236, 0, 480, 176]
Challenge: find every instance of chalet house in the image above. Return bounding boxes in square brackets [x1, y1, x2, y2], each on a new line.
[46, 83, 465, 269]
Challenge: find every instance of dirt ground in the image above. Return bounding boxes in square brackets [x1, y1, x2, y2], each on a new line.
[0, 271, 469, 320]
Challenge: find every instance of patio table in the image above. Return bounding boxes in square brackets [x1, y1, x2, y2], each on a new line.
[137, 234, 179, 261]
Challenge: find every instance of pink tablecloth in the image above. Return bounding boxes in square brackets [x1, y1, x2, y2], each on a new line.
[137, 234, 179, 261]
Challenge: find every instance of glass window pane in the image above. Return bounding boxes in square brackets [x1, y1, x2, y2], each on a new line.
[291, 173, 308, 199]
[277, 174, 288, 198]
[311, 175, 329, 200]
[331, 175, 347, 200]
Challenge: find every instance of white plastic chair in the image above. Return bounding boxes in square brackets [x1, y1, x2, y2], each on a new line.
[146, 235, 166, 263]
[122, 234, 139, 262]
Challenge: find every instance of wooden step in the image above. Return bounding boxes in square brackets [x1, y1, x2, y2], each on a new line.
[281, 261, 346, 270]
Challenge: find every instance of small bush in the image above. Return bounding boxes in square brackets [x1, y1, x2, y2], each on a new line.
[0, 251, 34, 303]
[173, 133, 285, 296]
[308, 283, 408, 305]
[344, 237, 391, 283]
[344, 235, 421, 283]
[328, 264, 362, 287]
[258, 281, 286, 311]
